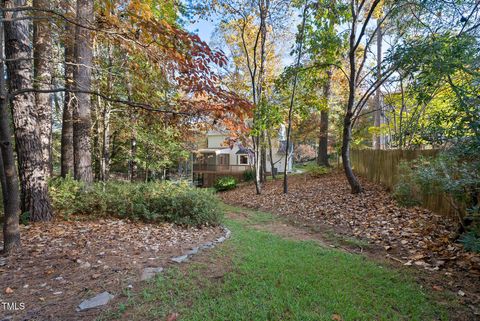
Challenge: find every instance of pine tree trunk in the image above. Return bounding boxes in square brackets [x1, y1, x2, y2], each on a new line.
[33, 0, 53, 176]
[60, 0, 75, 177]
[0, 23, 21, 253]
[4, 0, 53, 221]
[317, 69, 332, 167]
[73, 0, 93, 183]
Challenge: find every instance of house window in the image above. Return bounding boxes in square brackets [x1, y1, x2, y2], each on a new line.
[239, 155, 249, 165]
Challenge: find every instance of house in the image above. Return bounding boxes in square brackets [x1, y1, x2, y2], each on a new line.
[192, 129, 293, 186]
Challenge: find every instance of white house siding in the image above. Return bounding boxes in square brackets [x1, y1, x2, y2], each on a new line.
[207, 135, 228, 148]
[266, 153, 293, 173]
[199, 132, 292, 172]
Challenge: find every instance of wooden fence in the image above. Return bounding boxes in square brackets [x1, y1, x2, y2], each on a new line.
[350, 149, 459, 218]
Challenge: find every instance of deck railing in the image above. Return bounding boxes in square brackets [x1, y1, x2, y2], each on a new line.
[193, 164, 250, 173]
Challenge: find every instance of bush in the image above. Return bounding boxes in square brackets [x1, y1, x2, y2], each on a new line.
[392, 162, 421, 207]
[243, 169, 255, 182]
[304, 164, 330, 178]
[49, 174, 84, 218]
[214, 176, 237, 191]
[393, 139, 480, 252]
[49, 179, 223, 226]
[459, 232, 480, 253]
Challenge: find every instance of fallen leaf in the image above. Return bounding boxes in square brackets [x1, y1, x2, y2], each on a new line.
[166, 313, 179, 321]
[332, 314, 343, 321]
[5, 287, 14, 294]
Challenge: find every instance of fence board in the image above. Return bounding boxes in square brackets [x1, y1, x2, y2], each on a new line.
[350, 149, 458, 218]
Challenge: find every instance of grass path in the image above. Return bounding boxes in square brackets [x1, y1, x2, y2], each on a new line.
[104, 206, 452, 321]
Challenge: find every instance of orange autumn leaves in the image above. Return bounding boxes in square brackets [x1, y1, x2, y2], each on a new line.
[97, 0, 252, 131]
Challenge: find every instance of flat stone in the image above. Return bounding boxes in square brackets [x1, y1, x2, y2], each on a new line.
[200, 242, 214, 249]
[171, 255, 188, 263]
[215, 236, 226, 243]
[77, 291, 114, 311]
[185, 247, 199, 255]
[141, 267, 164, 281]
[224, 228, 231, 238]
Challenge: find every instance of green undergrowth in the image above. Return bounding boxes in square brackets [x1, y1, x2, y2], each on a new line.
[103, 206, 451, 321]
[49, 176, 223, 226]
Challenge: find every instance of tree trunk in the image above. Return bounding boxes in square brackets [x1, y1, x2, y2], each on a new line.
[267, 132, 275, 179]
[60, 0, 75, 177]
[253, 136, 261, 194]
[283, 1, 308, 194]
[73, 0, 93, 183]
[342, 7, 363, 194]
[33, 0, 53, 176]
[260, 132, 267, 183]
[4, 0, 53, 221]
[341, 112, 362, 193]
[317, 69, 332, 167]
[99, 44, 113, 182]
[373, 20, 383, 150]
[126, 71, 137, 182]
[100, 105, 110, 181]
[0, 22, 21, 253]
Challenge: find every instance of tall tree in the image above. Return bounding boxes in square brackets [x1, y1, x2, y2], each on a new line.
[60, 0, 75, 177]
[0, 21, 20, 253]
[283, 0, 308, 193]
[3, 0, 53, 221]
[33, 0, 53, 176]
[373, 18, 383, 150]
[73, 0, 94, 183]
[317, 68, 332, 166]
[302, 0, 347, 167]
[342, 0, 399, 193]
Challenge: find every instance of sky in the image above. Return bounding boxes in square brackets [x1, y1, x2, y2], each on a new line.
[186, 18, 216, 44]
[185, 13, 297, 68]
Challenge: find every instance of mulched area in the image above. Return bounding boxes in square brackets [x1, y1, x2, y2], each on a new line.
[0, 218, 223, 321]
[220, 171, 480, 314]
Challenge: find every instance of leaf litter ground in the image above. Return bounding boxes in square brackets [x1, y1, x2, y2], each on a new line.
[0, 218, 223, 320]
[220, 171, 480, 316]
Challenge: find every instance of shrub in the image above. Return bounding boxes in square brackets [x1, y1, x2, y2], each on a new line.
[459, 232, 480, 253]
[243, 169, 255, 182]
[49, 174, 84, 218]
[214, 176, 237, 191]
[49, 179, 223, 226]
[304, 164, 330, 178]
[392, 161, 421, 207]
[393, 139, 480, 252]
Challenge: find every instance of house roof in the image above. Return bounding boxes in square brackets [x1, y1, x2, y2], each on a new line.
[235, 144, 253, 155]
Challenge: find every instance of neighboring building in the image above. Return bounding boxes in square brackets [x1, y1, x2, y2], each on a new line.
[193, 129, 293, 186]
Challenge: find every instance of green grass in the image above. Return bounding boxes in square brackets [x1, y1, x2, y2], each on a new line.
[104, 207, 449, 321]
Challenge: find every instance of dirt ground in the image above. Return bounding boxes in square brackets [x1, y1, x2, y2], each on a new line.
[221, 172, 480, 318]
[0, 218, 223, 321]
